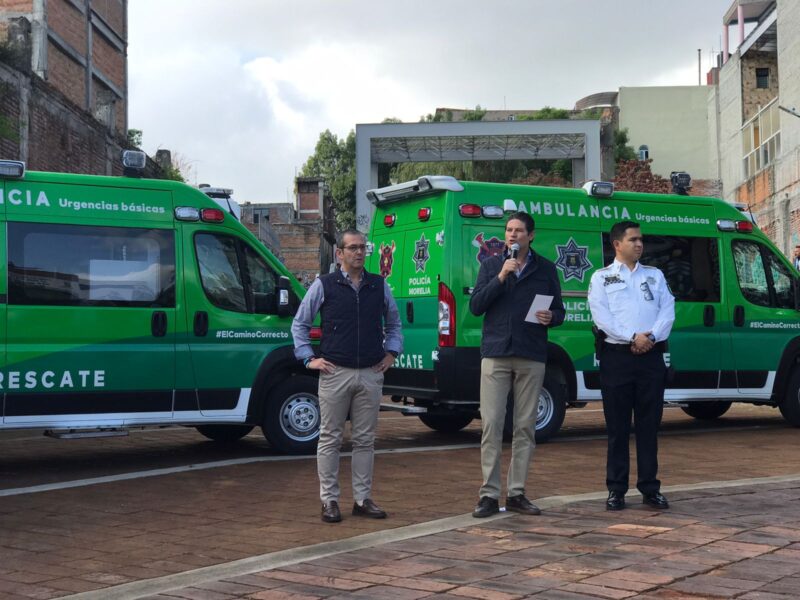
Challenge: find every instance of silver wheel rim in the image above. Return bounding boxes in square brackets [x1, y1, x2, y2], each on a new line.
[280, 393, 320, 442]
[536, 387, 555, 430]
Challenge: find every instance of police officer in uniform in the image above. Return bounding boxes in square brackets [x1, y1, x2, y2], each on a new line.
[588, 221, 675, 511]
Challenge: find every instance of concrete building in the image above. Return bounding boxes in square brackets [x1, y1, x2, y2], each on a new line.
[618, 86, 714, 180]
[710, 0, 800, 251]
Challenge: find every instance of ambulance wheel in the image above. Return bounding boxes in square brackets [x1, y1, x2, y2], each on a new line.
[503, 371, 567, 443]
[195, 424, 254, 442]
[418, 413, 474, 433]
[262, 375, 320, 454]
[681, 401, 732, 420]
[780, 368, 800, 426]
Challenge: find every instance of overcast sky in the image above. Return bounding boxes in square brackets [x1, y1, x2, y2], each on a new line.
[128, 0, 733, 204]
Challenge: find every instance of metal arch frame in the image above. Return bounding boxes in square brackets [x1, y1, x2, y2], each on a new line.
[355, 119, 601, 230]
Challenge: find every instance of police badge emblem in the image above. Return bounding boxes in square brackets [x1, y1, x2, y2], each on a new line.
[413, 233, 430, 272]
[554, 238, 593, 282]
[378, 241, 396, 278]
[472, 232, 505, 263]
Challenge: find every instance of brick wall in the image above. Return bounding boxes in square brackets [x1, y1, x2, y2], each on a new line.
[741, 51, 779, 121]
[1, 0, 127, 136]
[91, 32, 123, 89]
[46, 40, 84, 107]
[48, 0, 86, 55]
[0, 78, 20, 159]
[0, 1, 33, 12]
[0, 58, 161, 177]
[91, 0, 125, 36]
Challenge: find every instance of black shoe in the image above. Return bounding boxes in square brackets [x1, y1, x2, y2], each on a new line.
[505, 494, 541, 515]
[606, 491, 626, 511]
[642, 492, 669, 509]
[321, 500, 342, 523]
[352, 498, 387, 519]
[472, 496, 499, 518]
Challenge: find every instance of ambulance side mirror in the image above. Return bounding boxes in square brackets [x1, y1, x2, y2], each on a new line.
[277, 276, 294, 317]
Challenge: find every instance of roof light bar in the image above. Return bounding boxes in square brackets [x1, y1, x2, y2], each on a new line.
[0, 160, 25, 178]
[366, 176, 464, 205]
[583, 181, 614, 198]
[717, 219, 754, 233]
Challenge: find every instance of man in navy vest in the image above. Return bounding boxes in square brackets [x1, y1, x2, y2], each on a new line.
[292, 229, 403, 523]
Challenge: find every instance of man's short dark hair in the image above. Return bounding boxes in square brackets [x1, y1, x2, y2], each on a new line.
[610, 220, 641, 243]
[506, 212, 535, 234]
[336, 229, 365, 249]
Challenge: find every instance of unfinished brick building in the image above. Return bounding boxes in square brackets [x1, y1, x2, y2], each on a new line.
[0, 0, 142, 175]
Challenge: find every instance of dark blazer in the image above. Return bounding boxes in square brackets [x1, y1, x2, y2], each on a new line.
[469, 250, 565, 362]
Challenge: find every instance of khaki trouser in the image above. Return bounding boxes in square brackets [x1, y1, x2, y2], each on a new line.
[479, 357, 545, 499]
[317, 366, 384, 503]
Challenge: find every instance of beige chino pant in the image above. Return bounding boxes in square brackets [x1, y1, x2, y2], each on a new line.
[479, 356, 545, 499]
[317, 365, 383, 503]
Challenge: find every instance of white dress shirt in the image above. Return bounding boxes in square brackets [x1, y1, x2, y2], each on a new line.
[588, 259, 675, 344]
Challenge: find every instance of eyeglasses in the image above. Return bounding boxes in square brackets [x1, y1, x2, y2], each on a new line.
[341, 244, 367, 252]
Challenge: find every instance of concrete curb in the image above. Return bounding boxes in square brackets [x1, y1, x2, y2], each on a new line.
[65, 472, 800, 600]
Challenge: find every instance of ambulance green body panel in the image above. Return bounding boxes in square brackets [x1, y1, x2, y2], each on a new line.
[366, 176, 800, 440]
[0, 158, 319, 454]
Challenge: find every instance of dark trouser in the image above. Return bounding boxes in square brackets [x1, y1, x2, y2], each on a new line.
[600, 346, 666, 495]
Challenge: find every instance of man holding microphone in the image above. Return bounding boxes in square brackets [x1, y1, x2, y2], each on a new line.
[469, 212, 564, 518]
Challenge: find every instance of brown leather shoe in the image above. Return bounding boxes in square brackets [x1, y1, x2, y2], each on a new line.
[505, 494, 541, 515]
[321, 500, 341, 523]
[352, 498, 387, 519]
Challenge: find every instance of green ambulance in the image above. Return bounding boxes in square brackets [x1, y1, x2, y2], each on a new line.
[366, 176, 800, 441]
[0, 154, 320, 454]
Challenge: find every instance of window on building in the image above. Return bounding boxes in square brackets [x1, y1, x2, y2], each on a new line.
[742, 98, 781, 179]
[253, 213, 260, 224]
[756, 67, 770, 89]
[638, 145, 649, 160]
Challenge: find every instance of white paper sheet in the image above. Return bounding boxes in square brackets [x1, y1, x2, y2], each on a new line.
[524, 294, 554, 324]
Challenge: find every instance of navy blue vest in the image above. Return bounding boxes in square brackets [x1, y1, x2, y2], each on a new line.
[319, 269, 386, 368]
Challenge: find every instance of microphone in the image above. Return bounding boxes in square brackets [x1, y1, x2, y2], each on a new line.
[509, 243, 520, 260]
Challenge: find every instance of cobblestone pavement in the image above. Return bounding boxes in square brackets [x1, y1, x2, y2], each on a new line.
[0, 406, 798, 599]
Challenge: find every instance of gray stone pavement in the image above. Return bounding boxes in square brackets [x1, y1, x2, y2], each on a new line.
[67, 475, 800, 600]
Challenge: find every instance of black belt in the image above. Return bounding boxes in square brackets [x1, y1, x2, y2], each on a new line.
[603, 341, 666, 354]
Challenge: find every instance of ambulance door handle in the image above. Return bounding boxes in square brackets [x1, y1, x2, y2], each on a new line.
[151, 311, 167, 337]
[703, 305, 715, 327]
[406, 301, 414, 324]
[193, 311, 209, 337]
[733, 305, 745, 327]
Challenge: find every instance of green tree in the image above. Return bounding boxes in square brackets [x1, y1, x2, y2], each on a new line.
[614, 128, 637, 163]
[301, 129, 356, 230]
[461, 104, 487, 121]
[126, 128, 143, 148]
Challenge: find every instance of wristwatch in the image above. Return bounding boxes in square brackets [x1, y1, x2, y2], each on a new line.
[647, 334, 656, 343]
[303, 357, 313, 368]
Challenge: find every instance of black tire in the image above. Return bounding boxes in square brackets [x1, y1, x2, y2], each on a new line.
[261, 375, 320, 454]
[681, 401, 732, 420]
[503, 369, 567, 443]
[418, 413, 474, 433]
[780, 368, 800, 426]
[195, 424, 255, 442]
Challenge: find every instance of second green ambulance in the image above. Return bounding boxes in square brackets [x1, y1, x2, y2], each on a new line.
[366, 176, 800, 441]
[0, 155, 320, 454]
